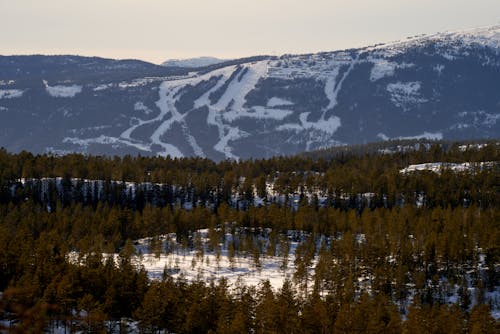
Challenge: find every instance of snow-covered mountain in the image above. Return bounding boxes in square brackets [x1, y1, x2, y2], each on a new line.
[1, 26, 499, 160]
[161, 56, 227, 68]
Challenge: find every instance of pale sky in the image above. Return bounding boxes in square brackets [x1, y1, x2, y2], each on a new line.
[1, 0, 499, 64]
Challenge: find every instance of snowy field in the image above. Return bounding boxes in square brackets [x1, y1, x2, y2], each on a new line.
[134, 232, 302, 290]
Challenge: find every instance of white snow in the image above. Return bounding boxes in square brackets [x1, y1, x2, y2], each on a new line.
[456, 110, 500, 128]
[370, 59, 397, 81]
[150, 83, 187, 158]
[434, 64, 445, 75]
[223, 106, 293, 122]
[68, 125, 112, 135]
[484, 113, 500, 126]
[276, 112, 341, 136]
[80, 230, 310, 291]
[377, 133, 390, 141]
[213, 61, 268, 111]
[267, 97, 294, 107]
[43, 80, 82, 98]
[323, 67, 342, 110]
[272, 55, 354, 139]
[63, 135, 151, 152]
[213, 127, 249, 160]
[115, 66, 240, 159]
[365, 25, 500, 66]
[370, 59, 414, 81]
[400, 161, 497, 174]
[93, 83, 114, 91]
[193, 69, 237, 109]
[139, 248, 295, 290]
[395, 132, 443, 141]
[0, 89, 24, 99]
[387, 81, 428, 109]
[458, 143, 489, 151]
[118, 79, 149, 89]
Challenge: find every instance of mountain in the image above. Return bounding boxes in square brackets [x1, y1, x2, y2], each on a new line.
[161, 56, 228, 68]
[1, 26, 499, 160]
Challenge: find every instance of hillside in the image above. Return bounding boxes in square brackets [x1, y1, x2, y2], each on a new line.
[0, 26, 499, 160]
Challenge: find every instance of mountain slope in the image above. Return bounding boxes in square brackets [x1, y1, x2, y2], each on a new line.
[1, 26, 499, 160]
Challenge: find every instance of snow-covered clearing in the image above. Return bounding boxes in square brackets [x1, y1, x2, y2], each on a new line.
[395, 132, 443, 141]
[400, 161, 497, 174]
[267, 97, 294, 107]
[43, 80, 82, 98]
[63, 135, 151, 152]
[369, 59, 414, 81]
[387, 81, 428, 110]
[0, 89, 24, 99]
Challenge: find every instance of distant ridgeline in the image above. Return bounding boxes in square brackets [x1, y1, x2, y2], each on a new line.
[1, 25, 500, 160]
[1, 140, 498, 211]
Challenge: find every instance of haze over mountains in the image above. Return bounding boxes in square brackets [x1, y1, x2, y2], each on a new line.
[161, 57, 227, 68]
[1, 25, 499, 160]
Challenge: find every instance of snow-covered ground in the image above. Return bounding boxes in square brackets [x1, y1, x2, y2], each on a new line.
[400, 161, 497, 174]
[138, 242, 297, 290]
[43, 80, 82, 98]
[0, 89, 24, 99]
[387, 81, 428, 110]
[68, 227, 500, 319]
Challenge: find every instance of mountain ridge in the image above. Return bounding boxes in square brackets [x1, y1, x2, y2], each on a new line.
[1, 25, 499, 160]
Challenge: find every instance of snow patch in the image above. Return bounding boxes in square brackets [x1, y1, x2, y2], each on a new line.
[370, 60, 414, 81]
[387, 81, 428, 109]
[267, 97, 294, 107]
[370, 59, 396, 81]
[396, 132, 443, 140]
[93, 83, 113, 91]
[434, 64, 445, 75]
[400, 161, 497, 174]
[63, 135, 151, 152]
[223, 106, 293, 122]
[0, 89, 24, 99]
[377, 133, 390, 141]
[43, 80, 82, 98]
[277, 112, 341, 136]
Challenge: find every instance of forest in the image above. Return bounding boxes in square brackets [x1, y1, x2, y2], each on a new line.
[0, 140, 498, 333]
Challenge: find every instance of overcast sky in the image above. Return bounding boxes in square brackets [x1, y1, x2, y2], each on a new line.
[1, 0, 499, 64]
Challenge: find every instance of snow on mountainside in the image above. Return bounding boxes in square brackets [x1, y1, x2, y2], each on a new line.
[161, 56, 227, 68]
[0, 25, 499, 160]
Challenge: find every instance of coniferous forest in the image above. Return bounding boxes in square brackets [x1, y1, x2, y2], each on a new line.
[0, 140, 499, 333]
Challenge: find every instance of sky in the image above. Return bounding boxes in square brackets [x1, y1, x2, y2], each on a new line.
[1, 0, 499, 64]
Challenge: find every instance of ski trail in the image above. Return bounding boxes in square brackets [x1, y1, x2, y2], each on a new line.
[322, 53, 360, 118]
[274, 55, 360, 144]
[120, 117, 148, 141]
[118, 62, 268, 160]
[322, 67, 341, 112]
[213, 61, 268, 111]
[150, 84, 185, 158]
[207, 61, 268, 159]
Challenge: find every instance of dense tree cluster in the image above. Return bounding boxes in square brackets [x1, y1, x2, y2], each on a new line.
[0, 140, 498, 332]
